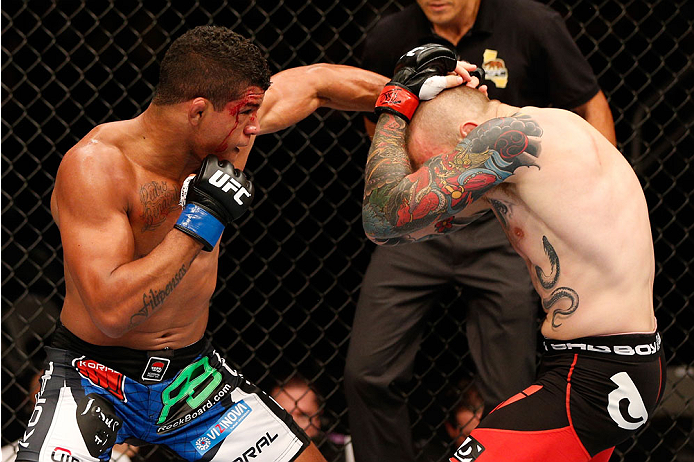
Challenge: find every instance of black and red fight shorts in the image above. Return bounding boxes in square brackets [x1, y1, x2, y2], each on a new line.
[451, 331, 666, 462]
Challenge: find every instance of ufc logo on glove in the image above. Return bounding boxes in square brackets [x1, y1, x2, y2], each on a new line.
[208, 170, 252, 206]
[175, 155, 255, 251]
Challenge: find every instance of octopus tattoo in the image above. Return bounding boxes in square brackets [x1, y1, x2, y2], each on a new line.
[535, 236, 579, 328]
[363, 113, 542, 243]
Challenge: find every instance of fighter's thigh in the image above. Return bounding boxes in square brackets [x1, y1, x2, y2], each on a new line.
[199, 379, 311, 462]
[451, 375, 585, 462]
[16, 362, 124, 462]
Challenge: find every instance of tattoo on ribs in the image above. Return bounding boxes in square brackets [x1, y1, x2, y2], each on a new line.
[140, 181, 180, 232]
[130, 264, 188, 326]
[489, 198, 510, 229]
[535, 236, 579, 328]
[363, 114, 542, 242]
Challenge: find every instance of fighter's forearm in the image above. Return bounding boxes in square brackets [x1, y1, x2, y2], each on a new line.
[124, 234, 202, 332]
[71, 231, 203, 338]
[312, 63, 388, 112]
[362, 114, 447, 241]
[258, 64, 388, 135]
[363, 113, 545, 244]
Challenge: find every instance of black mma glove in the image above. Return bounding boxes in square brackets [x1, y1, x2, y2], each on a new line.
[175, 155, 254, 251]
[375, 44, 457, 123]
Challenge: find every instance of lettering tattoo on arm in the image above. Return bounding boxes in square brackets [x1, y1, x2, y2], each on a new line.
[130, 264, 188, 327]
[140, 181, 180, 232]
[363, 113, 542, 244]
[535, 235, 579, 328]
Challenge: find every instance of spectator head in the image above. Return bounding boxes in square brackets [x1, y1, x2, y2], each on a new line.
[442, 377, 485, 446]
[271, 377, 322, 438]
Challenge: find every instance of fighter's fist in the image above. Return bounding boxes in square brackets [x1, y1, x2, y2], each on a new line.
[375, 44, 458, 122]
[175, 155, 254, 251]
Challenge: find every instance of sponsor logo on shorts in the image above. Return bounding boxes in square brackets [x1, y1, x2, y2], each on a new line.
[545, 333, 661, 356]
[157, 383, 232, 434]
[51, 447, 80, 462]
[191, 399, 252, 455]
[73, 357, 127, 402]
[450, 436, 485, 461]
[194, 437, 211, 452]
[231, 432, 279, 462]
[76, 394, 122, 457]
[20, 362, 54, 448]
[158, 356, 225, 429]
[142, 356, 170, 382]
[607, 372, 648, 430]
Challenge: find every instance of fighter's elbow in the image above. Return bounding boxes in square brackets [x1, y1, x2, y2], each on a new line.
[82, 298, 136, 338]
[91, 308, 134, 338]
[362, 210, 392, 245]
[366, 233, 385, 246]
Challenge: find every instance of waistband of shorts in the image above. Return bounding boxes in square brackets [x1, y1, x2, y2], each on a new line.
[543, 331, 662, 361]
[49, 321, 210, 380]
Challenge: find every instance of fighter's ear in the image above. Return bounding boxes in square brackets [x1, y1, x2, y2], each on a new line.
[188, 97, 210, 126]
[460, 121, 478, 138]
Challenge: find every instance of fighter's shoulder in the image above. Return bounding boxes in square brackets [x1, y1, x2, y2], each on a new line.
[515, 106, 582, 125]
[56, 122, 133, 194]
[514, 107, 598, 159]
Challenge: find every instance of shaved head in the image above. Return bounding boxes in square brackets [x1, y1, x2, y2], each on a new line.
[406, 86, 491, 167]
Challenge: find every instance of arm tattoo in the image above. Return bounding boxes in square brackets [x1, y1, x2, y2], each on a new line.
[363, 113, 542, 241]
[130, 264, 188, 327]
[140, 181, 180, 232]
[535, 236, 579, 328]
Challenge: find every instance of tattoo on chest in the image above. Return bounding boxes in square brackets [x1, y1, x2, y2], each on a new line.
[535, 236, 579, 328]
[139, 181, 180, 232]
[130, 264, 188, 327]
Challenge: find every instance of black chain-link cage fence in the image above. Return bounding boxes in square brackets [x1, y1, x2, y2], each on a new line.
[2, 0, 693, 461]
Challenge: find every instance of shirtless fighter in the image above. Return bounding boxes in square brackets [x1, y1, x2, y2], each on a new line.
[363, 44, 665, 461]
[16, 26, 397, 462]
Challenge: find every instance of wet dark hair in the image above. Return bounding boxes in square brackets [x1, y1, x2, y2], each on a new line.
[152, 26, 271, 109]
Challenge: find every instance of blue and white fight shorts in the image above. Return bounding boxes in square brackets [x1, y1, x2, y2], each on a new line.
[16, 323, 310, 462]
